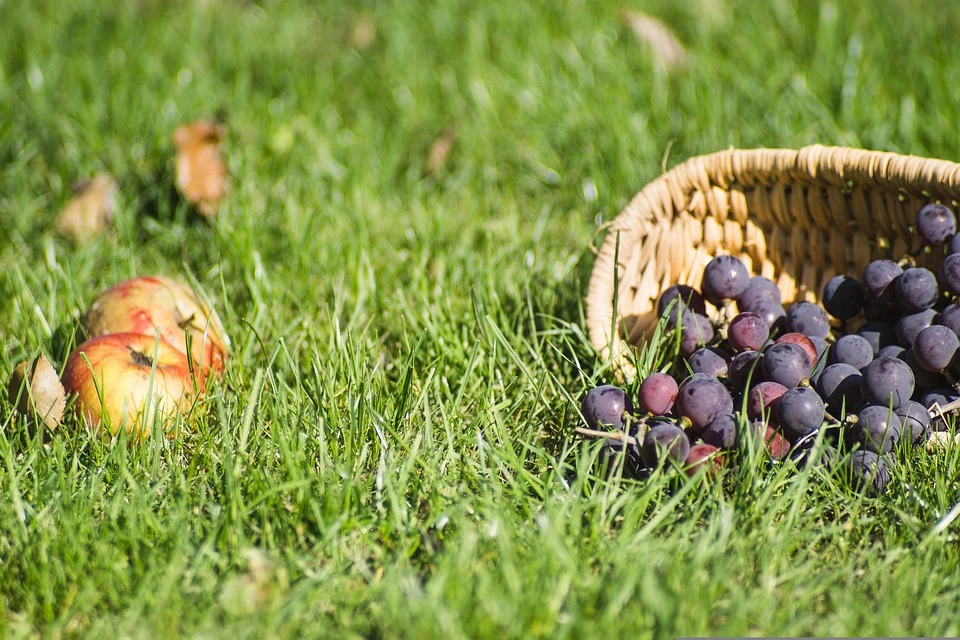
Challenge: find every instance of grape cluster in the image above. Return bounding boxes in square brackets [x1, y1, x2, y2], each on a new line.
[580, 203, 960, 495]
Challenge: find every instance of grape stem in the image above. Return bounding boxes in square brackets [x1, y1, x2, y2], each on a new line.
[928, 397, 960, 421]
[574, 426, 639, 446]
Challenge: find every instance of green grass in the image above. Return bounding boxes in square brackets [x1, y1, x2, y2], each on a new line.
[2, 0, 960, 637]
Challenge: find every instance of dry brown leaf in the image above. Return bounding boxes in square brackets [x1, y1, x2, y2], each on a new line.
[617, 8, 688, 71]
[7, 353, 66, 431]
[172, 118, 229, 219]
[54, 174, 118, 244]
[926, 431, 960, 451]
[425, 128, 456, 177]
[349, 15, 377, 50]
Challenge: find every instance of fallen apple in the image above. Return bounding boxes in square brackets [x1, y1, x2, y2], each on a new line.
[61, 333, 195, 438]
[173, 118, 229, 219]
[7, 353, 66, 431]
[80, 275, 228, 387]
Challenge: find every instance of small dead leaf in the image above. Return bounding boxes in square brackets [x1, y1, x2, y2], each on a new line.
[425, 128, 456, 177]
[172, 118, 229, 219]
[617, 8, 688, 71]
[54, 174, 118, 244]
[218, 548, 288, 616]
[349, 15, 377, 50]
[7, 353, 66, 431]
[926, 431, 960, 452]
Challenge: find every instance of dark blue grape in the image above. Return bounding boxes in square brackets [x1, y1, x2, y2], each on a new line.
[854, 405, 901, 454]
[857, 320, 898, 354]
[761, 341, 812, 388]
[582, 385, 634, 429]
[688, 347, 731, 378]
[895, 267, 939, 311]
[657, 284, 707, 317]
[816, 363, 863, 415]
[894, 400, 932, 446]
[737, 276, 782, 311]
[862, 259, 903, 304]
[637, 372, 678, 416]
[727, 350, 761, 389]
[727, 312, 770, 352]
[860, 356, 914, 410]
[913, 324, 959, 372]
[936, 303, 960, 337]
[948, 233, 960, 256]
[901, 348, 948, 389]
[844, 450, 891, 495]
[862, 297, 901, 321]
[876, 344, 905, 359]
[641, 424, 691, 467]
[915, 203, 957, 246]
[785, 302, 830, 339]
[777, 386, 825, 441]
[822, 275, 865, 320]
[896, 308, 937, 348]
[743, 298, 787, 335]
[702, 413, 737, 450]
[701, 255, 750, 302]
[679, 311, 715, 358]
[828, 334, 874, 370]
[674, 373, 734, 432]
[939, 253, 960, 296]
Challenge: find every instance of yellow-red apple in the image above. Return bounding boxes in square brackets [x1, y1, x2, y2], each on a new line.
[62, 333, 195, 438]
[80, 275, 228, 387]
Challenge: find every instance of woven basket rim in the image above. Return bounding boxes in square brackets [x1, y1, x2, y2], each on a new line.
[585, 144, 960, 379]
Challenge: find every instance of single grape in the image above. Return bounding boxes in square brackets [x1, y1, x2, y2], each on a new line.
[876, 344, 905, 359]
[915, 203, 957, 246]
[828, 334, 874, 370]
[895, 267, 939, 311]
[941, 253, 960, 296]
[637, 372, 679, 416]
[785, 302, 830, 339]
[777, 386, 826, 441]
[727, 312, 770, 352]
[862, 259, 903, 304]
[747, 381, 788, 420]
[702, 413, 737, 450]
[761, 341, 812, 388]
[948, 232, 960, 255]
[737, 276, 782, 311]
[862, 297, 901, 321]
[657, 284, 707, 317]
[853, 405, 901, 454]
[641, 424, 691, 467]
[774, 333, 819, 370]
[679, 311, 715, 358]
[895, 308, 937, 348]
[764, 426, 791, 460]
[816, 363, 863, 415]
[901, 348, 948, 389]
[688, 347, 732, 378]
[728, 350, 762, 389]
[599, 430, 644, 479]
[674, 373, 734, 432]
[702, 255, 750, 301]
[844, 450, 891, 495]
[582, 385, 634, 430]
[857, 320, 898, 354]
[913, 324, 960, 372]
[936, 303, 960, 337]
[895, 400, 932, 446]
[683, 443, 724, 477]
[743, 298, 787, 336]
[860, 356, 914, 410]
[822, 275, 865, 320]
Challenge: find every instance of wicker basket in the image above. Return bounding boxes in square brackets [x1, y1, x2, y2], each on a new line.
[585, 144, 960, 380]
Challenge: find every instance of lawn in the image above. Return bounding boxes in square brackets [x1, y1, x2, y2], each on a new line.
[2, 0, 960, 637]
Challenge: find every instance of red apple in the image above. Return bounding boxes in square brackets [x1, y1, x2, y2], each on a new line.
[62, 333, 196, 438]
[80, 275, 228, 386]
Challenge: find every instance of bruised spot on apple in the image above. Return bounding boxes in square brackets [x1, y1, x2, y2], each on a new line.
[81, 275, 229, 388]
[62, 333, 196, 438]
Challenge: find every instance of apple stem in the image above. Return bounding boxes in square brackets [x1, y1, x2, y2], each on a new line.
[128, 348, 154, 368]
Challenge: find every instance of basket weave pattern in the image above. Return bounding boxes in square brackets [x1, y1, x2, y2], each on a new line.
[586, 145, 960, 379]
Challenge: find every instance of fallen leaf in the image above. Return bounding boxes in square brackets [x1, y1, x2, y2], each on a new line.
[219, 548, 288, 616]
[425, 128, 456, 177]
[7, 353, 66, 431]
[172, 118, 229, 219]
[926, 431, 960, 452]
[349, 15, 377, 50]
[617, 8, 688, 71]
[54, 174, 118, 244]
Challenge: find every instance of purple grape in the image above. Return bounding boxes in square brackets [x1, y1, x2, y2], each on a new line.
[674, 373, 734, 432]
[688, 347, 732, 378]
[727, 312, 770, 352]
[936, 303, 960, 336]
[822, 275, 865, 320]
[853, 405, 901, 454]
[857, 320, 898, 354]
[777, 386, 825, 441]
[862, 259, 903, 304]
[582, 385, 634, 429]
[641, 424, 691, 467]
[948, 233, 960, 255]
[637, 372, 679, 416]
[895, 309, 937, 348]
[748, 381, 789, 422]
[828, 334, 874, 370]
[913, 325, 960, 372]
[702, 413, 737, 450]
[774, 333, 819, 371]
[728, 350, 761, 389]
[895, 267, 939, 311]
[657, 284, 707, 317]
[816, 363, 863, 415]
[679, 311, 715, 358]
[860, 357, 914, 410]
[761, 342, 812, 388]
[743, 298, 787, 335]
[844, 450, 891, 495]
[900, 348, 948, 389]
[862, 297, 901, 321]
[737, 276, 782, 311]
[702, 255, 750, 302]
[915, 203, 957, 246]
[785, 302, 830, 339]
[876, 344, 905, 359]
[894, 400, 932, 445]
[940, 253, 960, 296]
